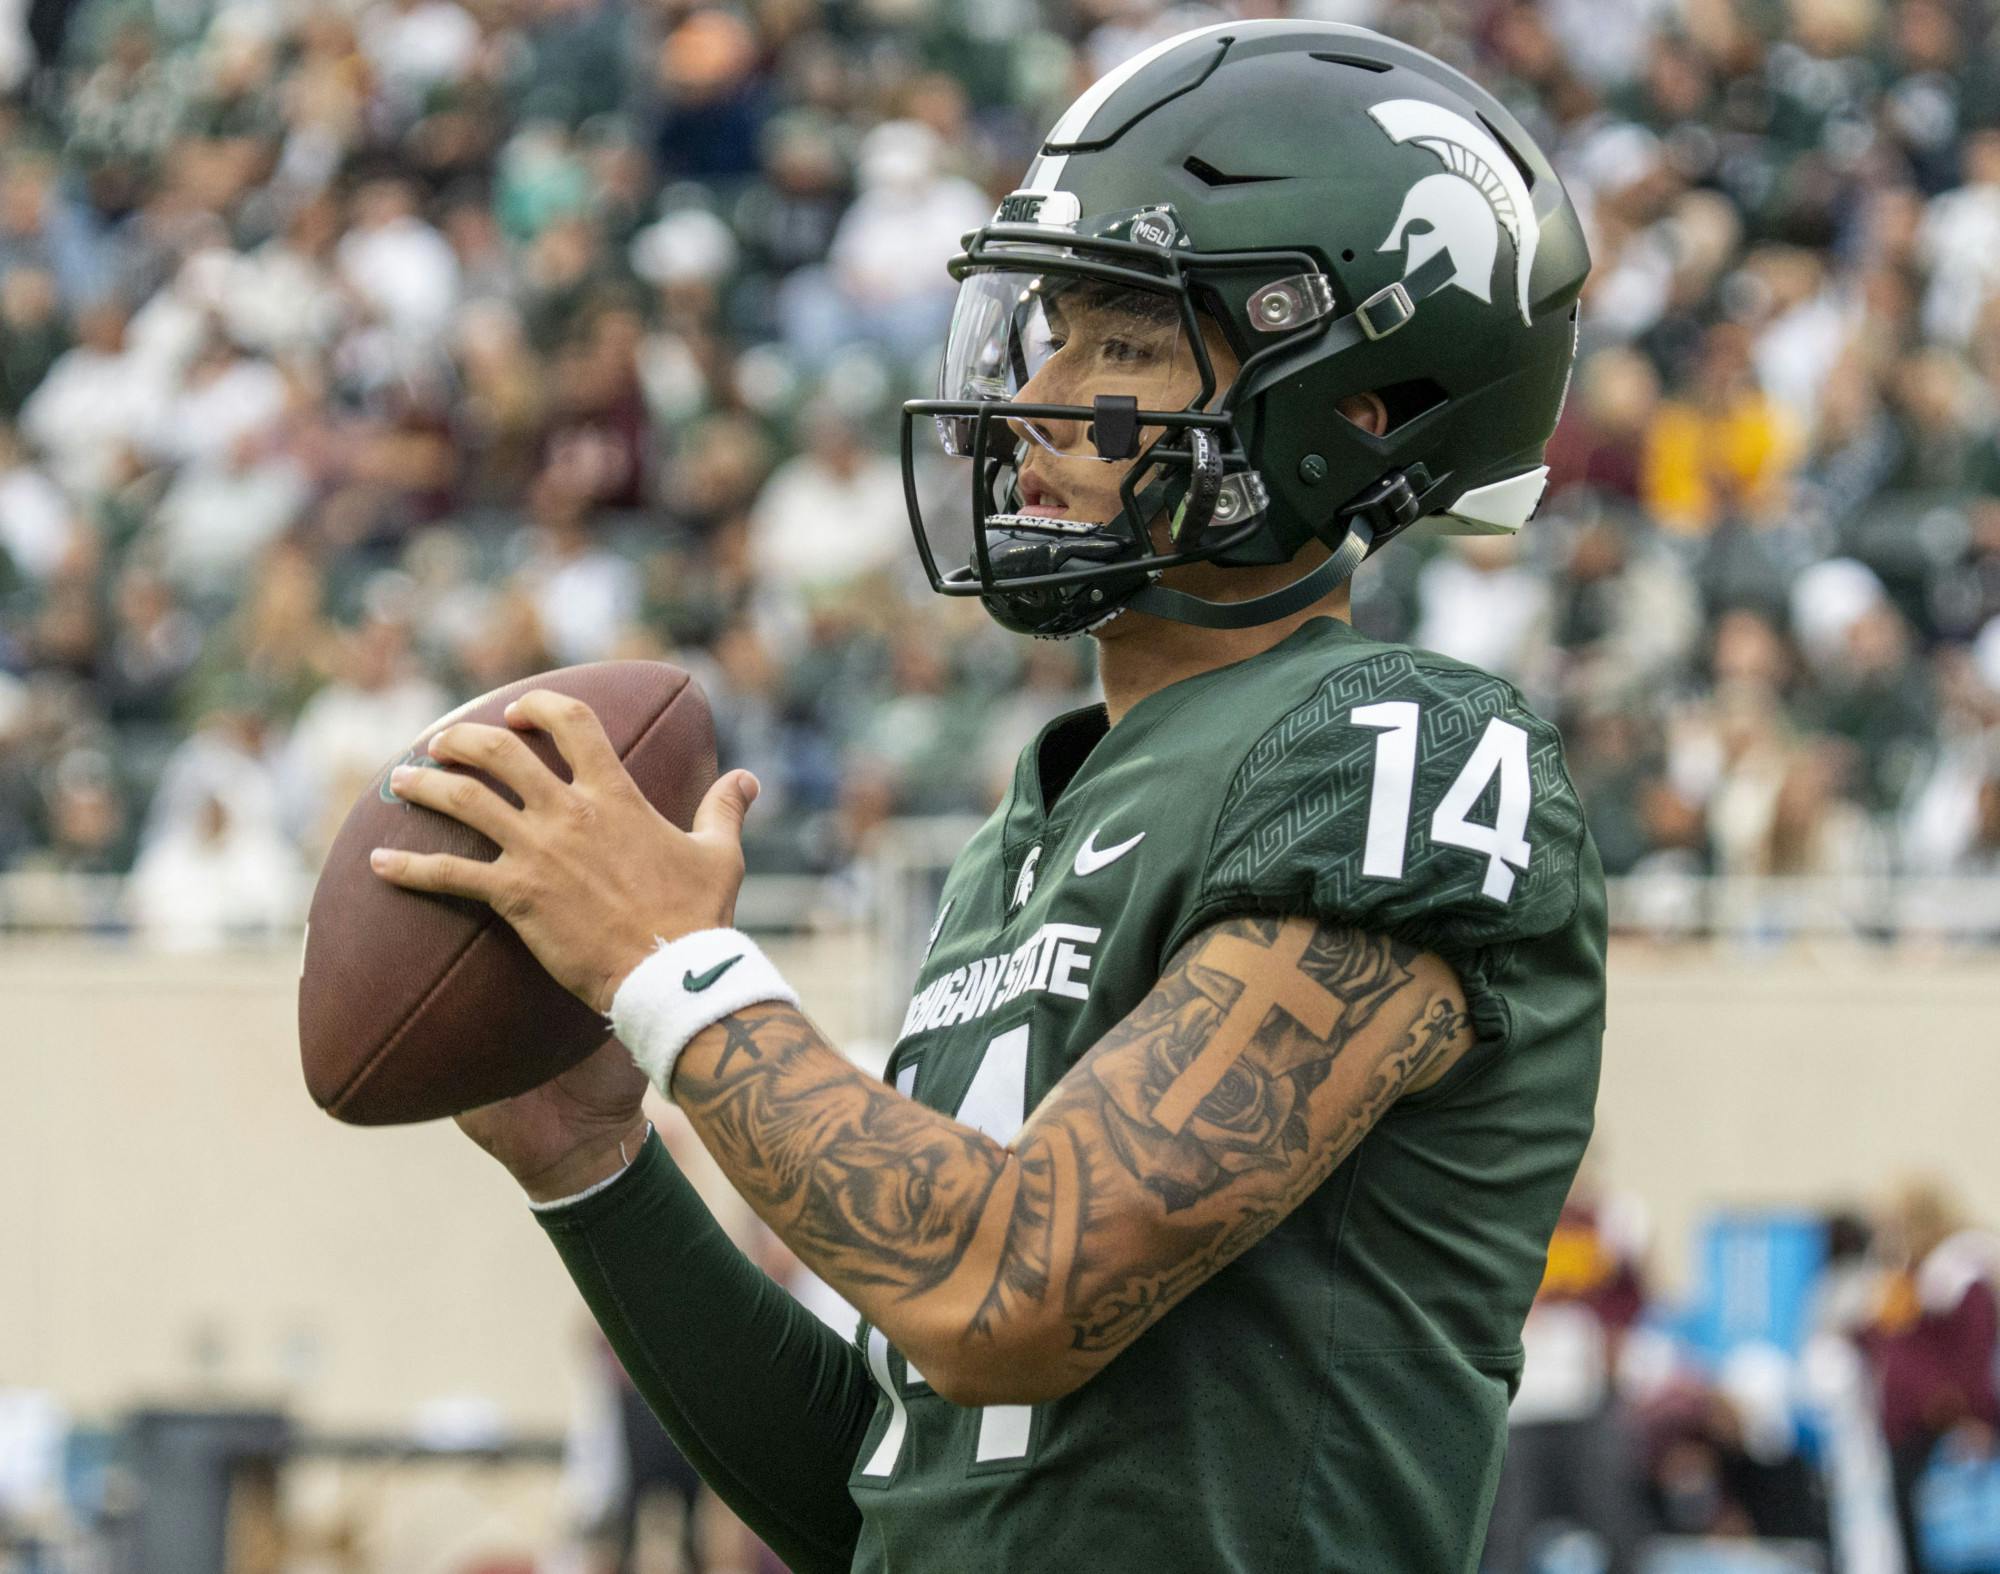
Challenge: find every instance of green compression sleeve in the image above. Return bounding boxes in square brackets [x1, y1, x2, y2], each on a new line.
[534, 1131, 872, 1574]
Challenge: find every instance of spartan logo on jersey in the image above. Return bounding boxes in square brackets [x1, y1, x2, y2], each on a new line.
[923, 900, 953, 960]
[1368, 99, 1539, 326]
[1010, 845, 1042, 912]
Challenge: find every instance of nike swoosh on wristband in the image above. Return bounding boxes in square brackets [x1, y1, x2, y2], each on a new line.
[683, 955, 744, 993]
[1074, 829, 1145, 876]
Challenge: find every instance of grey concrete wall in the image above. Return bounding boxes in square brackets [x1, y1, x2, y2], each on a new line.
[3, 938, 1995, 1432]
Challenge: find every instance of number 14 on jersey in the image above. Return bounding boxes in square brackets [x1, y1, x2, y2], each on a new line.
[1352, 702, 1533, 902]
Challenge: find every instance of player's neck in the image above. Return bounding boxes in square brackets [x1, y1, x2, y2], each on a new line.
[1095, 587, 1353, 726]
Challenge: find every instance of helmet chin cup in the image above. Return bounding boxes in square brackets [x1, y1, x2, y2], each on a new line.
[958, 518, 1153, 638]
[902, 372, 1272, 637]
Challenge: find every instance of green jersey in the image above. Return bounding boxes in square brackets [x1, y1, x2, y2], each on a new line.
[849, 616, 1606, 1572]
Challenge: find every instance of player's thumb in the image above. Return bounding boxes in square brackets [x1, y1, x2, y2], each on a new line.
[693, 769, 759, 845]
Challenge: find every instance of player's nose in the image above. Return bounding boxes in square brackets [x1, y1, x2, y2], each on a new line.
[1006, 364, 1088, 455]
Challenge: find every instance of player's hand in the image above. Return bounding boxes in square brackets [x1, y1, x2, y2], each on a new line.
[453, 1034, 651, 1204]
[369, 687, 759, 1014]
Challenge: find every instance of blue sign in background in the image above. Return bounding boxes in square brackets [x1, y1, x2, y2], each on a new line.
[1678, 1211, 1830, 1363]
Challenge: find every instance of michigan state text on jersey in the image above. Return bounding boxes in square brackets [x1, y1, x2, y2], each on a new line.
[394, 18, 1608, 1574]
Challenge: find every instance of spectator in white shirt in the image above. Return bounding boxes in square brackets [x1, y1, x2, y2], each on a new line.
[1919, 130, 2000, 347]
[224, 192, 348, 354]
[359, 0, 481, 112]
[143, 703, 288, 865]
[336, 178, 462, 346]
[0, 422, 82, 583]
[154, 330, 289, 470]
[130, 789, 304, 950]
[516, 480, 641, 666]
[748, 403, 908, 609]
[1412, 535, 1554, 684]
[17, 302, 163, 498]
[778, 121, 988, 365]
[279, 610, 449, 855]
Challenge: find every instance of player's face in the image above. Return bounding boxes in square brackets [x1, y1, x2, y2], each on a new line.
[1005, 281, 1240, 537]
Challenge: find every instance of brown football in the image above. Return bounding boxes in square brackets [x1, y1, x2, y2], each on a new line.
[299, 661, 716, 1125]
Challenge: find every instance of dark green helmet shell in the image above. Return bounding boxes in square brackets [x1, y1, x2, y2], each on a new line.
[902, 20, 1591, 635]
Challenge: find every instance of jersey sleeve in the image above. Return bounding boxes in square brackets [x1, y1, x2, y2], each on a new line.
[1185, 648, 1589, 960]
[536, 1132, 872, 1574]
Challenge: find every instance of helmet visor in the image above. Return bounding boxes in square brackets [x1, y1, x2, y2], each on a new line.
[933, 268, 1203, 462]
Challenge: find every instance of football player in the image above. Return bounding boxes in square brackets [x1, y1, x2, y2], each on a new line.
[375, 20, 1605, 1572]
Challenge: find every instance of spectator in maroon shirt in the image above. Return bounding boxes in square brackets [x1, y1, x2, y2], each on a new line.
[1862, 1181, 2000, 1570]
[1484, 1169, 1652, 1572]
[1543, 346, 1659, 505]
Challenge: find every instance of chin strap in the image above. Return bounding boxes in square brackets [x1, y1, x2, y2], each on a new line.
[1126, 525, 1371, 629]
[1125, 469, 1421, 631]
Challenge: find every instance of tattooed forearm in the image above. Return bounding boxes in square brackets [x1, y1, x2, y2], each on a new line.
[669, 916, 1474, 1400]
[685, 1009, 1009, 1295]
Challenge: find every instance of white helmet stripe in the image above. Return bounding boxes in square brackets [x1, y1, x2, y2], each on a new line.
[1021, 22, 1238, 197]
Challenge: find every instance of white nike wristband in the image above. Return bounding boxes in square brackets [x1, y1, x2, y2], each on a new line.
[608, 928, 798, 1102]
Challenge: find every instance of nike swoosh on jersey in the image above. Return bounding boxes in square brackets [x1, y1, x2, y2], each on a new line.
[1074, 829, 1145, 876]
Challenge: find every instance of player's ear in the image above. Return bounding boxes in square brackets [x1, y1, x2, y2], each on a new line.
[1336, 391, 1390, 438]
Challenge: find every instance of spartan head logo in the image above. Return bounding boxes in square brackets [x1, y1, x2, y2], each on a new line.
[1368, 100, 1539, 326]
[1010, 844, 1041, 913]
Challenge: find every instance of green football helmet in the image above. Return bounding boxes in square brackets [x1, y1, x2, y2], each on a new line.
[900, 19, 1591, 637]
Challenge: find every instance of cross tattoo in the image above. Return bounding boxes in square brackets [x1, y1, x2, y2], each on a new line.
[711, 1014, 764, 1080]
[1148, 926, 1344, 1135]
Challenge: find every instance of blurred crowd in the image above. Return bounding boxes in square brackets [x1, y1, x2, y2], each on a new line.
[1, 0, 1999, 943]
[1485, 1173, 2000, 1574]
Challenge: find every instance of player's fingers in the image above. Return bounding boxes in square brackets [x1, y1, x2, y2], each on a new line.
[503, 690, 625, 788]
[692, 770, 759, 845]
[369, 846, 502, 904]
[427, 721, 561, 808]
[387, 761, 520, 846]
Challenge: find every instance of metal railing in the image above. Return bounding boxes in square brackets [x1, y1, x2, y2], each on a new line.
[4, 824, 1997, 964]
